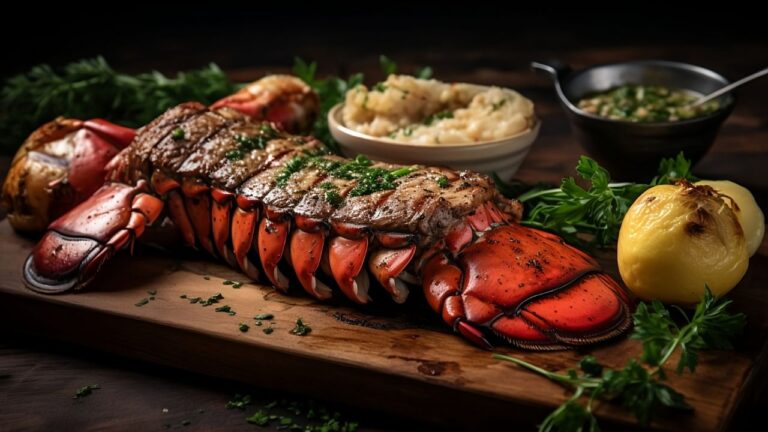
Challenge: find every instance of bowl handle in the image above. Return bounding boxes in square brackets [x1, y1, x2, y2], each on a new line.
[531, 60, 571, 82]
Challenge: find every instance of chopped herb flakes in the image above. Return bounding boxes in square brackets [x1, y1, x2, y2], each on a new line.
[147, 289, 157, 295]
[241, 398, 359, 431]
[290, 318, 312, 336]
[135, 298, 150, 307]
[201, 293, 224, 306]
[203, 276, 211, 280]
[227, 394, 253, 410]
[254, 313, 274, 320]
[424, 110, 453, 125]
[437, 176, 450, 188]
[73, 384, 100, 399]
[246, 410, 270, 426]
[491, 99, 507, 111]
[180, 294, 187, 299]
[215, 304, 233, 314]
[225, 124, 279, 160]
[239, 323, 249, 333]
[275, 154, 415, 197]
[263, 327, 274, 335]
[224, 280, 244, 288]
[171, 127, 185, 140]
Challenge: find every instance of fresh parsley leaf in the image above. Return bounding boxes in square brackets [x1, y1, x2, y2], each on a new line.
[379, 55, 397, 76]
[227, 394, 252, 410]
[74, 384, 100, 399]
[290, 318, 312, 336]
[494, 288, 743, 430]
[509, 153, 697, 248]
[651, 151, 699, 185]
[415, 66, 433, 80]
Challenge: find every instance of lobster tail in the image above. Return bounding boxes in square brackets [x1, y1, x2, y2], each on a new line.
[21, 101, 633, 351]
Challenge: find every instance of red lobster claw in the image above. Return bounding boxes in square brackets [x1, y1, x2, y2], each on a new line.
[2, 118, 135, 233]
[23, 181, 164, 293]
[211, 75, 319, 134]
[421, 222, 633, 350]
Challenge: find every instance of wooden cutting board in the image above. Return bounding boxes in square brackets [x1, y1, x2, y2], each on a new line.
[1, 219, 766, 431]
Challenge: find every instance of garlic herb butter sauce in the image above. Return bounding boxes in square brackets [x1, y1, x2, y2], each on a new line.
[577, 85, 720, 122]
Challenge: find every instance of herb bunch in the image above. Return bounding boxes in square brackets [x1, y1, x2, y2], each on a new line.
[494, 287, 745, 431]
[499, 152, 698, 247]
[0, 57, 237, 154]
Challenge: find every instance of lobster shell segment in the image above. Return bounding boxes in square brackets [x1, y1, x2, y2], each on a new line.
[422, 224, 632, 350]
[20, 102, 633, 351]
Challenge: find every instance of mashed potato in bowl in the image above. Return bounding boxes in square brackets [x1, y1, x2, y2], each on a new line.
[341, 75, 535, 145]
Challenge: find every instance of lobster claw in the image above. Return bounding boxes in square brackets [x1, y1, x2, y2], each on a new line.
[211, 75, 319, 134]
[2, 118, 135, 233]
[421, 223, 633, 350]
[24, 181, 163, 293]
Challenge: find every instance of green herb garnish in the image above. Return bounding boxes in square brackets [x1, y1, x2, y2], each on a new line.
[373, 82, 387, 92]
[492, 99, 507, 111]
[239, 323, 249, 333]
[73, 384, 100, 399]
[254, 313, 274, 320]
[324, 190, 344, 207]
[215, 305, 232, 313]
[0, 57, 237, 155]
[290, 318, 312, 336]
[500, 152, 698, 247]
[423, 110, 453, 125]
[494, 287, 745, 430]
[171, 127, 185, 140]
[246, 410, 270, 426]
[135, 298, 150, 307]
[437, 176, 450, 188]
[415, 66, 433, 80]
[379, 55, 397, 76]
[275, 154, 415, 197]
[200, 292, 224, 307]
[263, 327, 274, 335]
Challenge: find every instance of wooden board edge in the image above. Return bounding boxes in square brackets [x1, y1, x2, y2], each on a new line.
[0, 290, 657, 431]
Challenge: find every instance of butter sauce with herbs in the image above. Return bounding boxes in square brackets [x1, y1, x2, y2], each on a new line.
[275, 154, 416, 206]
[577, 85, 720, 122]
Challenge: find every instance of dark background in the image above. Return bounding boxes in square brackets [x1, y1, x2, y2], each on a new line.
[3, 8, 767, 79]
[2, 9, 767, 431]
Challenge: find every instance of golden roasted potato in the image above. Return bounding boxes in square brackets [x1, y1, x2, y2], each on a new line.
[618, 182, 748, 305]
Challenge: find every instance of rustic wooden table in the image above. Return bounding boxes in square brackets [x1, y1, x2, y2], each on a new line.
[1, 39, 767, 431]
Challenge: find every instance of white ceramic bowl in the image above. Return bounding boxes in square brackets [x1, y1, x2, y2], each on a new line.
[328, 104, 540, 179]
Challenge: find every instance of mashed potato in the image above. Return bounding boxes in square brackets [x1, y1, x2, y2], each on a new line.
[342, 75, 535, 145]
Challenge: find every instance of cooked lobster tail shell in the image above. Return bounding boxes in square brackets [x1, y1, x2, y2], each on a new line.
[21, 101, 633, 350]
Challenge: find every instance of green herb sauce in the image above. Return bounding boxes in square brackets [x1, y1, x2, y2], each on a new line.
[578, 85, 720, 122]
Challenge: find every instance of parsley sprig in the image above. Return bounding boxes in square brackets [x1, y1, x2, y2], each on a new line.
[494, 287, 745, 431]
[499, 152, 698, 247]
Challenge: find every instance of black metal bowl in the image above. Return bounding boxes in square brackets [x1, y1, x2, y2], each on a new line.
[533, 60, 735, 180]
